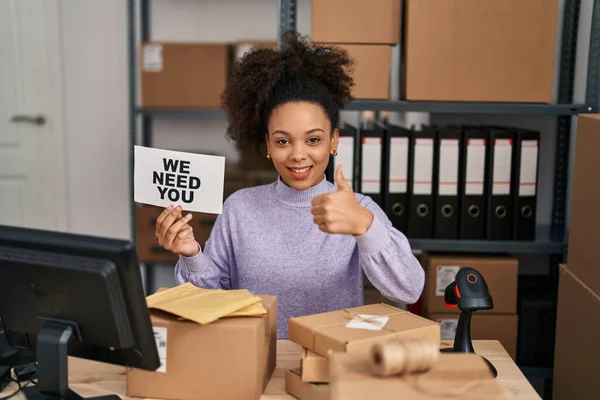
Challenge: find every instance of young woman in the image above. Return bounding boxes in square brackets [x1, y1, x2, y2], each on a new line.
[155, 31, 424, 339]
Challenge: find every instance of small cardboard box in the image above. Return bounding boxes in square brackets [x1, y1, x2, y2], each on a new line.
[422, 254, 518, 315]
[567, 115, 600, 295]
[140, 42, 230, 109]
[428, 313, 518, 360]
[404, 0, 558, 102]
[126, 295, 277, 400]
[288, 303, 440, 358]
[301, 349, 329, 383]
[553, 264, 600, 400]
[311, 0, 401, 44]
[329, 352, 502, 399]
[285, 369, 329, 400]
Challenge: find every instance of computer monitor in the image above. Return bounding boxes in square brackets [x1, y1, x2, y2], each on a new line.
[0, 224, 160, 400]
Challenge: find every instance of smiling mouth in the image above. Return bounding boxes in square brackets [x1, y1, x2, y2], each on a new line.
[287, 166, 312, 173]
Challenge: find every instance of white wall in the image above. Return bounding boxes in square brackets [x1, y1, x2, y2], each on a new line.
[60, 0, 130, 240]
[56, 0, 596, 288]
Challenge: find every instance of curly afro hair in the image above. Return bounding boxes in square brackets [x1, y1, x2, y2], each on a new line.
[221, 30, 355, 155]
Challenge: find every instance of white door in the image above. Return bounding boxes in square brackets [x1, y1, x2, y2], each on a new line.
[0, 0, 67, 231]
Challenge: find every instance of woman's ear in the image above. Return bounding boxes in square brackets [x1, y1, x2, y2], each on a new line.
[331, 128, 340, 155]
[265, 133, 271, 157]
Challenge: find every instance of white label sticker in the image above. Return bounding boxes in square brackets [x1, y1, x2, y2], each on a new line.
[346, 314, 390, 331]
[143, 44, 163, 72]
[413, 138, 434, 195]
[437, 318, 459, 340]
[334, 137, 354, 190]
[438, 139, 459, 196]
[465, 139, 485, 195]
[519, 140, 538, 196]
[492, 139, 513, 195]
[153, 326, 167, 373]
[361, 138, 381, 194]
[389, 137, 408, 193]
[436, 266, 460, 296]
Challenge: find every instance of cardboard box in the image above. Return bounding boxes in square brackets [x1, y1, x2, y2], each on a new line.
[289, 303, 440, 358]
[140, 42, 229, 109]
[422, 254, 518, 314]
[126, 295, 277, 400]
[567, 115, 600, 295]
[405, 0, 558, 102]
[301, 349, 329, 383]
[337, 44, 391, 99]
[428, 313, 518, 360]
[553, 265, 600, 400]
[285, 369, 329, 400]
[311, 0, 401, 44]
[329, 352, 502, 399]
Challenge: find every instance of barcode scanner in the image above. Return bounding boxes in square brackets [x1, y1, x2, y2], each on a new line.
[440, 267, 497, 378]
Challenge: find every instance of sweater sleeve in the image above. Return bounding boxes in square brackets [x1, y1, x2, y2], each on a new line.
[174, 203, 234, 290]
[354, 196, 425, 304]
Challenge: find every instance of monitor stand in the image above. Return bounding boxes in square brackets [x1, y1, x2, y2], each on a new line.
[22, 319, 120, 400]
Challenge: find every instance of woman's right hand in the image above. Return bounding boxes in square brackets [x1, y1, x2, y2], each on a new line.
[155, 205, 200, 258]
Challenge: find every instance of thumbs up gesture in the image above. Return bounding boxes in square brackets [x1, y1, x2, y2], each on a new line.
[311, 165, 374, 235]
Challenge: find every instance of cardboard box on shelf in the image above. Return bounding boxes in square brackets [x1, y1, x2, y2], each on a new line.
[336, 44, 391, 99]
[567, 115, 600, 295]
[427, 313, 518, 360]
[422, 254, 518, 315]
[404, 0, 558, 102]
[285, 369, 329, 400]
[553, 264, 600, 400]
[140, 42, 230, 109]
[329, 352, 502, 399]
[126, 295, 277, 400]
[301, 349, 329, 383]
[288, 303, 440, 359]
[311, 0, 401, 44]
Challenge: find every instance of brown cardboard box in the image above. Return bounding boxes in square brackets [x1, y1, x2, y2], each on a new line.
[422, 254, 518, 315]
[140, 42, 229, 109]
[405, 0, 558, 102]
[553, 265, 600, 400]
[566, 115, 600, 295]
[285, 369, 329, 400]
[311, 0, 401, 44]
[337, 44, 391, 99]
[126, 295, 277, 400]
[329, 352, 502, 399]
[289, 303, 440, 358]
[428, 313, 518, 360]
[301, 349, 329, 383]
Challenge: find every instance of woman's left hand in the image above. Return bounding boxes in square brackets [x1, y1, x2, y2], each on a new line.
[311, 165, 374, 236]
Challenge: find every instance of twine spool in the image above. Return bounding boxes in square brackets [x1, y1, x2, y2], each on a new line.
[371, 337, 440, 377]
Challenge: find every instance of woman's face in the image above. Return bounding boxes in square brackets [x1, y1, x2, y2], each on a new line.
[266, 102, 338, 190]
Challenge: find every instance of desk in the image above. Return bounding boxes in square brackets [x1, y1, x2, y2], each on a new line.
[1, 340, 540, 399]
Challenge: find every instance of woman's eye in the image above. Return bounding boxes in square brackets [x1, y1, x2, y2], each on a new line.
[276, 139, 289, 145]
[307, 137, 321, 144]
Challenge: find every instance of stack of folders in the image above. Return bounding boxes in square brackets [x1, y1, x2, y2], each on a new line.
[326, 123, 540, 241]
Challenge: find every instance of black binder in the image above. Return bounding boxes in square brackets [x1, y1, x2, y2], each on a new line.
[513, 129, 540, 240]
[459, 127, 488, 240]
[485, 126, 516, 240]
[358, 122, 385, 208]
[407, 125, 435, 239]
[328, 123, 359, 190]
[434, 125, 461, 239]
[385, 124, 411, 233]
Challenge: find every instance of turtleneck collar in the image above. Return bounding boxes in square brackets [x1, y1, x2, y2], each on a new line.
[271, 174, 334, 207]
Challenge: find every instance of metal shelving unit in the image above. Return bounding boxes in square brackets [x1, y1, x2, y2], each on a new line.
[128, 0, 600, 293]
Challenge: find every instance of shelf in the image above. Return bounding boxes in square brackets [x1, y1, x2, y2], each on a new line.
[137, 101, 591, 117]
[344, 100, 591, 115]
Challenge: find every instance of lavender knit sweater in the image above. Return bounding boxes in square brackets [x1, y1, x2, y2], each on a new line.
[175, 175, 425, 339]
